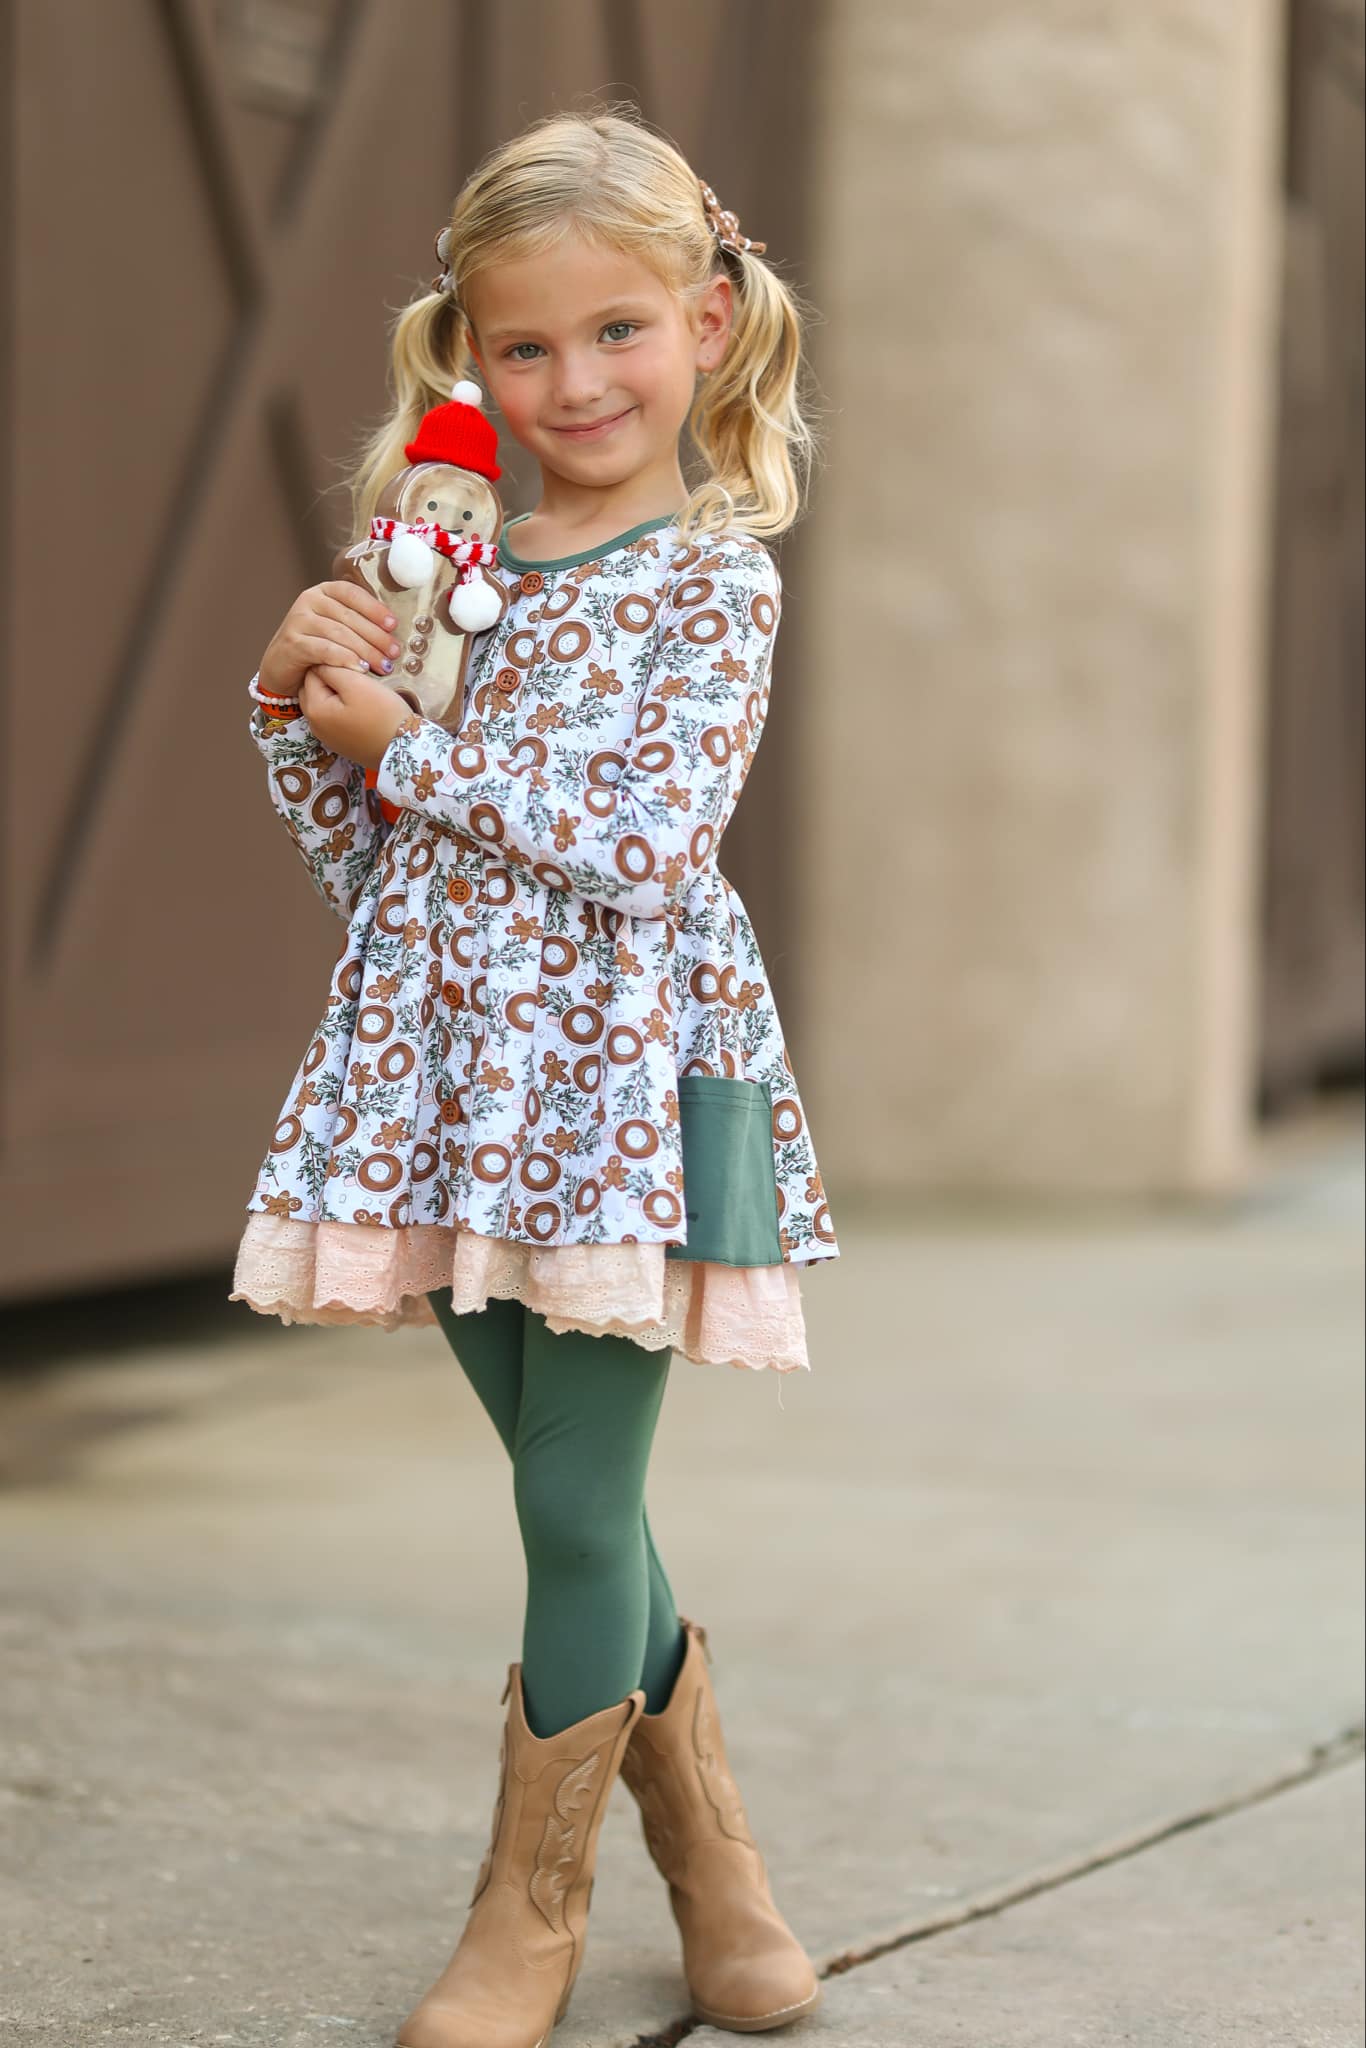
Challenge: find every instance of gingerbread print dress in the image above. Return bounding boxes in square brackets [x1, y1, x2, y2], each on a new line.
[230, 513, 838, 1373]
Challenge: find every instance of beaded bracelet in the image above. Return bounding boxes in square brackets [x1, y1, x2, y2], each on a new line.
[247, 671, 301, 715]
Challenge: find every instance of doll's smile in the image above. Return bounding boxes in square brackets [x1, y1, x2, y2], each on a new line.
[547, 404, 637, 441]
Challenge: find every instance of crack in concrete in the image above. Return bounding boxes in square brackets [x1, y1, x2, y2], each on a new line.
[627, 1721, 1365, 2046]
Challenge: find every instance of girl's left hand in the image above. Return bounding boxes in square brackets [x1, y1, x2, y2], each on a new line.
[298, 665, 417, 771]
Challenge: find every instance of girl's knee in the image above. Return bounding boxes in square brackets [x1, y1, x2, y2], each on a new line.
[513, 1466, 642, 1573]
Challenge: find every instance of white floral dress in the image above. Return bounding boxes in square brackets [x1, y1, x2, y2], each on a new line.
[230, 514, 838, 1372]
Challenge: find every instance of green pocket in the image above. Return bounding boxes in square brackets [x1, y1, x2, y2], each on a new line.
[664, 1076, 784, 1267]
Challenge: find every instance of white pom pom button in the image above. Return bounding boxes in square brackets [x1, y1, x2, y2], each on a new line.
[388, 529, 437, 587]
[450, 578, 504, 632]
[450, 379, 483, 406]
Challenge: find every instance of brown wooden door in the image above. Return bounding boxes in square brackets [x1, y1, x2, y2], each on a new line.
[1, 0, 818, 1302]
[1259, 0, 1366, 1107]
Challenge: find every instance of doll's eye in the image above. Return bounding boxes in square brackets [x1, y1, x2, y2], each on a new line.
[462, 510, 472, 521]
[427, 500, 438, 511]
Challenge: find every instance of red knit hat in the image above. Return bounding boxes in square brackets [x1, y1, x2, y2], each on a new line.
[404, 379, 502, 481]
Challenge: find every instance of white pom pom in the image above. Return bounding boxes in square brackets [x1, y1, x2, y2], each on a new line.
[388, 529, 437, 588]
[450, 379, 483, 406]
[449, 576, 504, 633]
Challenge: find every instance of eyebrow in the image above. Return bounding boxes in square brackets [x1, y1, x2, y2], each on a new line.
[480, 303, 655, 346]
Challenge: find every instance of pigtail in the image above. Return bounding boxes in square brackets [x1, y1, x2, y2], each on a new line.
[346, 290, 474, 538]
[682, 250, 816, 543]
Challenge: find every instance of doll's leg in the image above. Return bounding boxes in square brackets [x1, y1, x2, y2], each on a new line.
[512, 1309, 677, 1738]
[427, 1287, 687, 1715]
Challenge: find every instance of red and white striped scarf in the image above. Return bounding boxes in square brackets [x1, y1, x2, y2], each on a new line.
[368, 516, 498, 579]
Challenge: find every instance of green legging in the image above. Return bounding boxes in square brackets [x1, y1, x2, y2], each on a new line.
[427, 1290, 688, 1740]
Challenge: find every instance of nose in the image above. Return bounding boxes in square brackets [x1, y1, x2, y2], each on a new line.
[550, 346, 608, 412]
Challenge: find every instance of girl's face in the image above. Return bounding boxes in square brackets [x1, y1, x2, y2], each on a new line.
[465, 234, 731, 490]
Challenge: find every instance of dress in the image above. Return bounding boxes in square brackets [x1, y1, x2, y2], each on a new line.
[229, 513, 839, 1372]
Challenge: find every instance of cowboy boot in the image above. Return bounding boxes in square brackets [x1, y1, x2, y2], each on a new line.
[618, 1617, 821, 2032]
[395, 1663, 646, 2048]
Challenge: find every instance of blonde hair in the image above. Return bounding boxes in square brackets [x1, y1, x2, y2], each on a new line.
[346, 108, 816, 543]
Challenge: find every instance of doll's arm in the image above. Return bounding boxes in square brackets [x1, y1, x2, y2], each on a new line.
[373, 542, 780, 920]
[248, 688, 391, 922]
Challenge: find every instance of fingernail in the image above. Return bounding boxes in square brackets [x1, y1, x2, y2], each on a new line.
[384, 614, 396, 628]
[358, 660, 371, 672]
[388, 641, 401, 657]
[381, 659, 394, 674]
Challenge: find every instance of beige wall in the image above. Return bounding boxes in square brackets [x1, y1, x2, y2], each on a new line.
[800, 1, 1287, 1196]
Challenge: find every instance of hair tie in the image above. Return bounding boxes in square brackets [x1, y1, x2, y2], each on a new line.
[430, 224, 457, 298]
[698, 179, 766, 257]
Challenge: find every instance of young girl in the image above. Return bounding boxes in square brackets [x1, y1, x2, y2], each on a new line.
[230, 110, 838, 2044]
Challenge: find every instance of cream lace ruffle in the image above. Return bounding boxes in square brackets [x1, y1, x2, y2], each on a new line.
[230, 1211, 810, 1374]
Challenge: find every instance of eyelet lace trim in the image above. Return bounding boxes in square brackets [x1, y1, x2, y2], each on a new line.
[230, 1212, 811, 1374]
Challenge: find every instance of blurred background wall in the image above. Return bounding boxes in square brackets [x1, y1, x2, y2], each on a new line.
[2, 0, 1361, 1297]
[809, 0, 1287, 1197]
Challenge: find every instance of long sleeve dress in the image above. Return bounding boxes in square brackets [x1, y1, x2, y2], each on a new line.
[229, 513, 839, 1373]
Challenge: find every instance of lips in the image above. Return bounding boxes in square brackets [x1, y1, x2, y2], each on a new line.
[548, 406, 635, 439]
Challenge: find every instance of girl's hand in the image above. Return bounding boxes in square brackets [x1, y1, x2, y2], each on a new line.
[298, 665, 417, 772]
[258, 580, 402, 700]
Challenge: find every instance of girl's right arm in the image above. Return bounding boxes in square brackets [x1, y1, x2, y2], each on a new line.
[249, 580, 403, 923]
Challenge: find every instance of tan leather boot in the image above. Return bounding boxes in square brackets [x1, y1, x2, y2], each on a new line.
[395, 1663, 646, 2048]
[618, 1617, 822, 2032]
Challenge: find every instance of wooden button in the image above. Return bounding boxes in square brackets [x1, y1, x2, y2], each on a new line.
[519, 571, 545, 595]
[494, 667, 519, 693]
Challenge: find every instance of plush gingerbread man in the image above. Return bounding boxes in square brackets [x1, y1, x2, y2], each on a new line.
[332, 378, 510, 731]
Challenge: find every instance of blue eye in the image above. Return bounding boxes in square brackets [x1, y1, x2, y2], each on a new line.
[507, 342, 543, 361]
[602, 321, 636, 342]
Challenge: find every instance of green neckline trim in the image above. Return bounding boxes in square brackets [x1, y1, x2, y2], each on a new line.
[497, 510, 679, 573]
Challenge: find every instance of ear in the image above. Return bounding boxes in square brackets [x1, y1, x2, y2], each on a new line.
[694, 273, 733, 374]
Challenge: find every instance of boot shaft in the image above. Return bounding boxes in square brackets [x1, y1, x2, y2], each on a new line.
[478, 1664, 646, 1948]
[619, 1618, 760, 1885]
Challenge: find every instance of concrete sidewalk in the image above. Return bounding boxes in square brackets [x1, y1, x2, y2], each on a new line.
[1, 1100, 1362, 2045]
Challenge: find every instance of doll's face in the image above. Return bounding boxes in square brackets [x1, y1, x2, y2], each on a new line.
[384, 462, 502, 542]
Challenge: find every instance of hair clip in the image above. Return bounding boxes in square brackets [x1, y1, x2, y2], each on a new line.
[698, 179, 766, 257]
[430, 224, 456, 297]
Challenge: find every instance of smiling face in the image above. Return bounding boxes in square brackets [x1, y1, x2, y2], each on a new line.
[387, 463, 503, 542]
[463, 233, 731, 491]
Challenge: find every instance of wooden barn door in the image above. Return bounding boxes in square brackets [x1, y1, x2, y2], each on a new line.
[1, 0, 819, 1302]
[1259, 0, 1366, 1107]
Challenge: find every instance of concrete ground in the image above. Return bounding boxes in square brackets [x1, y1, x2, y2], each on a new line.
[1, 1097, 1362, 2046]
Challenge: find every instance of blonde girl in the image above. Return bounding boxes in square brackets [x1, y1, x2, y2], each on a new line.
[231, 108, 839, 2044]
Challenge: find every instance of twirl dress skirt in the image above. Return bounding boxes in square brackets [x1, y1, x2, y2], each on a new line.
[230, 515, 839, 1372]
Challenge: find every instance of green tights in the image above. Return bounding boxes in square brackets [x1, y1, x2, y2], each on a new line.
[427, 1290, 688, 1740]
